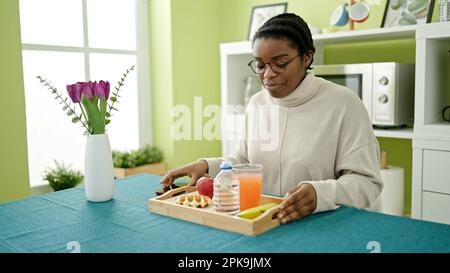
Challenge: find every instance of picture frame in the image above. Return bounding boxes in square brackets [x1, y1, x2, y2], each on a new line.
[381, 0, 435, 28]
[248, 3, 288, 41]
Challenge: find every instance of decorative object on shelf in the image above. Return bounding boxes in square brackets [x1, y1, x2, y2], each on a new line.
[113, 145, 165, 178]
[443, 105, 450, 122]
[308, 24, 322, 35]
[440, 0, 450, 22]
[244, 75, 262, 107]
[330, 0, 371, 30]
[37, 65, 135, 202]
[247, 3, 287, 41]
[42, 160, 84, 192]
[381, 0, 435, 28]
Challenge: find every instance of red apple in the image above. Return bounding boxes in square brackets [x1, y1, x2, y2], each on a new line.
[196, 177, 214, 198]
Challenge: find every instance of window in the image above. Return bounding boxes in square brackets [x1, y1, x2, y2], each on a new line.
[19, 0, 151, 187]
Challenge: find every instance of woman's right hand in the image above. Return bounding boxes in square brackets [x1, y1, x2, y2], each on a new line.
[159, 160, 209, 190]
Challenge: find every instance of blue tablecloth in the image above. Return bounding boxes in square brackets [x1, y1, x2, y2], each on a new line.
[1, 174, 450, 253]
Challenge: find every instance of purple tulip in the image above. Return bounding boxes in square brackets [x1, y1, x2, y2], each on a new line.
[66, 80, 110, 101]
[94, 80, 110, 100]
[66, 83, 82, 103]
[83, 81, 95, 100]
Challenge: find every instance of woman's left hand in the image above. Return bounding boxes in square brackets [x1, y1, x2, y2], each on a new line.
[278, 183, 317, 224]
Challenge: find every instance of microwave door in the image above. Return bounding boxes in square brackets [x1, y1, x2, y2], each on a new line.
[312, 63, 373, 119]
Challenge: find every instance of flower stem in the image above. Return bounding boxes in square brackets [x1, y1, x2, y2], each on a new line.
[78, 102, 89, 128]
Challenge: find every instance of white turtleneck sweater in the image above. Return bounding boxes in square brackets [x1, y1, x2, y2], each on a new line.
[201, 74, 383, 213]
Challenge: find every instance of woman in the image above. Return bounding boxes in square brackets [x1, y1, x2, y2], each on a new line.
[161, 13, 383, 224]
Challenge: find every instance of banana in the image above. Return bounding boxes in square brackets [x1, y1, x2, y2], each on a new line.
[236, 203, 278, 220]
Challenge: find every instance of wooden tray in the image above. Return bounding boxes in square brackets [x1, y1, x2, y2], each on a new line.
[148, 186, 282, 236]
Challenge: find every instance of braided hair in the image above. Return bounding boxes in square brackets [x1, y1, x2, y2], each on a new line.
[252, 13, 315, 70]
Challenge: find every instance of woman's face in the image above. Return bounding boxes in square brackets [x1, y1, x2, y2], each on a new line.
[252, 37, 312, 98]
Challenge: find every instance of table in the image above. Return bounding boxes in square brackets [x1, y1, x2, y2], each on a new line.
[1, 174, 450, 253]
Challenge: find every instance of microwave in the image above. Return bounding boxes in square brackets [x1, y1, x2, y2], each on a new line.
[312, 62, 415, 127]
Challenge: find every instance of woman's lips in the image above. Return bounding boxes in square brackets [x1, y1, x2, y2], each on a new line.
[264, 82, 283, 89]
[264, 83, 278, 86]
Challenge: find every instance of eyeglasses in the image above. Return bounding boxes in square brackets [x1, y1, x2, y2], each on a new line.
[248, 54, 300, 74]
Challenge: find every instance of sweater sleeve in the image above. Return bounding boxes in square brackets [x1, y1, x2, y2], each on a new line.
[299, 141, 383, 213]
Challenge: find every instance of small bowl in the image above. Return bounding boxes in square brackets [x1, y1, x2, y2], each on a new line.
[349, 2, 370, 23]
[330, 4, 349, 27]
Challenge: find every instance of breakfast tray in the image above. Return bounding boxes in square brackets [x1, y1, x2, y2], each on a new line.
[148, 186, 282, 236]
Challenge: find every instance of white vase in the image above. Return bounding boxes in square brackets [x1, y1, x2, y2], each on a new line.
[84, 133, 114, 202]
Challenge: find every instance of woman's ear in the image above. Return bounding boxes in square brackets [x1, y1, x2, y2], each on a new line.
[304, 50, 313, 68]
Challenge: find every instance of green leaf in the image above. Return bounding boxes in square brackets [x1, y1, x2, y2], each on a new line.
[106, 112, 111, 117]
[81, 96, 105, 134]
[105, 119, 111, 125]
[54, 96, 59, 99]
[63, 106, 68, 111]
[110, 96, 117, 102]
[67, 110, 74, 116]
[72, 117, 80, 123]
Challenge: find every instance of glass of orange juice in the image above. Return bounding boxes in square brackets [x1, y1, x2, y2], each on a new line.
[232, 164, 263, 211]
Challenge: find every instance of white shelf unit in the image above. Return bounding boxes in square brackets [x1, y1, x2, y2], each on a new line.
[374, 128, 414, 139]
[411, 22, 450, 225]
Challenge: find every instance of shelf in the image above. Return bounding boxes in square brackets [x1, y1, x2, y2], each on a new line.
[414, 123, 450, 141]
[220, 25, 418, 56]
[220, 23, 450, 55]
[374, 128, 414, 139]
[220, 41, 251, 56]
[416, 22, 450, 40]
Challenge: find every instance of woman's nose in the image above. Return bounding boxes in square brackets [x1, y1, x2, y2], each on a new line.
[263, 64, 277, 79]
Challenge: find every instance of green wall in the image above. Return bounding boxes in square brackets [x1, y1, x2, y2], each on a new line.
[171, 0, 223, 168]
[218, 0, 425, 42]
[0, 0, 31, 202]
[149, 0, 176, 169]
[150, 0, 224, 169]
